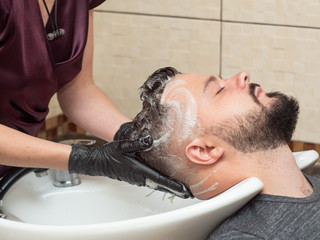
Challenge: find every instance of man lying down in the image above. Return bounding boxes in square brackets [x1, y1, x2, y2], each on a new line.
[120, 67, 320, 239]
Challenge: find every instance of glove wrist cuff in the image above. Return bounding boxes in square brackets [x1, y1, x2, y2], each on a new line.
[68, 144, 90, 174]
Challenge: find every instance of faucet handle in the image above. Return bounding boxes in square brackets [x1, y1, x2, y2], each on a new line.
[34, 168, 49, 177]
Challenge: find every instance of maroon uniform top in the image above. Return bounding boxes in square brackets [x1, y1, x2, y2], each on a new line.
[0, 0, 105, 175]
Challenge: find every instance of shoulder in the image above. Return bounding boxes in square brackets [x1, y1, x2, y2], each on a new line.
[209, 181, 320, 240]
[0, 0, 11, 22]
[207, 195, 283, 239]
[0, 0, 11, 12]
[208, 223, 263, 240]
[307, 174, 320, 186]
[207, 205, 262, 240]
[0, 0, 14, 40]
[88, 0, 105, 10]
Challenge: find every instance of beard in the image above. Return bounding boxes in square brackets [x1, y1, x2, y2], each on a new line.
[211, 84, 300, 153]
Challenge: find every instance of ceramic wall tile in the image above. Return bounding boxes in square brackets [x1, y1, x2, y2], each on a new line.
[223, 0, 320, 28]
[48, 94, 62, 118]
[97, 0, 221, 20]
[93, 12, 220, 118]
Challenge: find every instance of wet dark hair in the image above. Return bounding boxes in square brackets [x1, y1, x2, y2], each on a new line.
[129, 67, 181, 176]
[131, 67, 180, 138]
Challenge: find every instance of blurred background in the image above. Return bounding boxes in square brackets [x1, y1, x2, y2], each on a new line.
[46, 0, 320, 148]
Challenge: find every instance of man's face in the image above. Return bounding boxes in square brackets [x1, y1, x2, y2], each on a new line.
[161, 72, 299, 152]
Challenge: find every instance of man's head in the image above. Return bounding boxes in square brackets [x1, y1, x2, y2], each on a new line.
[130, 67, 299, 199]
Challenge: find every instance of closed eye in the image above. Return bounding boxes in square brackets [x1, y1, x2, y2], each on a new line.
[216, 87, 225, 95]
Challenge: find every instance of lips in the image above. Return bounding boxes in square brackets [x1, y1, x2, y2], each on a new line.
[255, 86, 262, 98]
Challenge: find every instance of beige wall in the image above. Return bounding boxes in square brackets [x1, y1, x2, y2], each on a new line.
[220, 0, 320, 143]
[49, 0, 320, 144]
[92, 9, 220, 118]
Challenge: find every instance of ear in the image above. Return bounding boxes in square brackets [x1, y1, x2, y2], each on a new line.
[186, 138, 224, 165]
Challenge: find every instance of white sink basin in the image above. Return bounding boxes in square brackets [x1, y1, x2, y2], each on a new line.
[294, 150, 319, 170]
[0, 150, 317, 240]
[2, 173, 201, 225]
[0, 172, 263, 240]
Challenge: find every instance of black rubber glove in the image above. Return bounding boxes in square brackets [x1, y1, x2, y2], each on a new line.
[112, 122, 194, 199]
[113, 121, 134, 141]
[68, 134, 193, 198]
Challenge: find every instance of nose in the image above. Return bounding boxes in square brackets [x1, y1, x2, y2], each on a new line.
[227, 71, 250, 89]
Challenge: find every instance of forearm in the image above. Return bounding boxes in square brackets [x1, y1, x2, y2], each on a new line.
[58, 82, 130, 141]
[0, 124, 71, 170]
[57, 10, 130, 141]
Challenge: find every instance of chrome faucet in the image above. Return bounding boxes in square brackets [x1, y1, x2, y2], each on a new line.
[53, 170, 81, 187]
[34, 168, 81, 187]
[53, 139, 96, 188]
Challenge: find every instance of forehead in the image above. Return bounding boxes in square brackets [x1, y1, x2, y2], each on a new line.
[161, 73, 214, 103]
[172, 73, 211, 85]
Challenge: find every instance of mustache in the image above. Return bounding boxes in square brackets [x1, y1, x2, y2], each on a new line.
[249, 83, 261, 105]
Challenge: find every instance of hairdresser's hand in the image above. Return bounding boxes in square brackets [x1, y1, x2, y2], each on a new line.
[113, 121, 134, 141]
[69, 135, 192, 198]
[110, 122, 194, 199]
[68, 136, 154, 186]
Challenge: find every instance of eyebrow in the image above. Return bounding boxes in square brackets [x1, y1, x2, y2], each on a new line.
[203, 76, 218, 93]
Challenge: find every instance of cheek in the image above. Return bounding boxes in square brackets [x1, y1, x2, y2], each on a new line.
[198, 93, 259, 126]
[221, 91, 258, 112]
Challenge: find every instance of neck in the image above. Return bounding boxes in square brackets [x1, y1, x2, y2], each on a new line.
[187, 168, 220, 200]
[185, 145, 313, 200]
[240, 145, 313, 198]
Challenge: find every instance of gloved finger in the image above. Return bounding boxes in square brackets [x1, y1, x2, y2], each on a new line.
[144, 172, 194, 199]
[115, 135, 153, 153]
[113, 122, 134, 141]
[124, 156, 193, 198]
